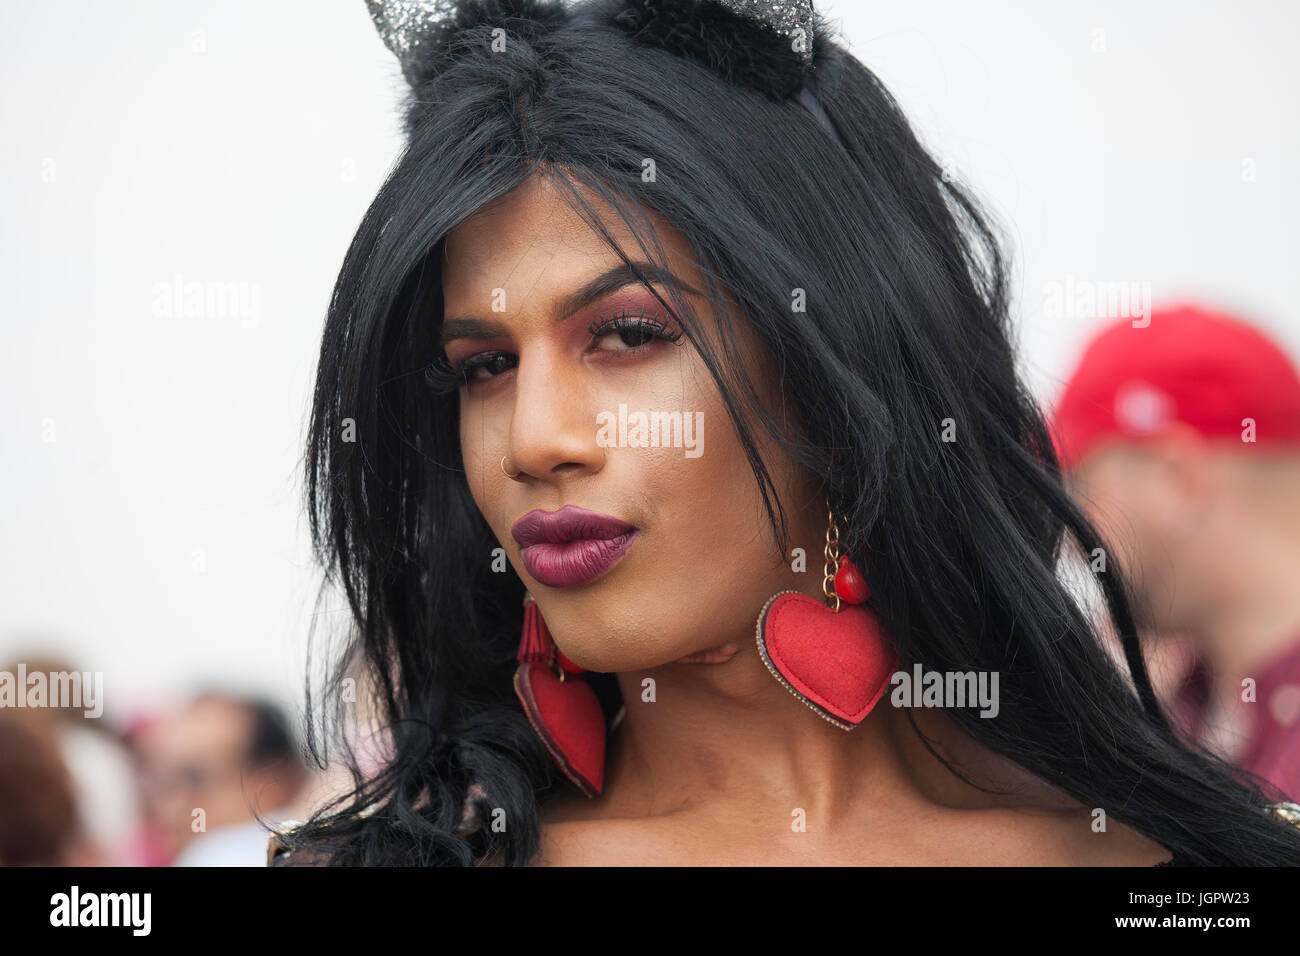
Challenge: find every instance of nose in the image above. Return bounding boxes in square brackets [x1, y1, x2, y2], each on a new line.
[507, 343, 606, 482]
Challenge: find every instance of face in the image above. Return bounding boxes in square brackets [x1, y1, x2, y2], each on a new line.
[1066, 442, 1195, 630]
[137, 699, 265, 855]
[441, 171, 825, 671]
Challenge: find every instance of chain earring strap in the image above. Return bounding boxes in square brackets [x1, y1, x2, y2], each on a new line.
[823, 503, 841, 613]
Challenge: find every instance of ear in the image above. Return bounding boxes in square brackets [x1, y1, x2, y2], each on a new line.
[1145, 425, 1218, 541]
[609, 0, 830, 99]
[366, 0, 570, 87]
[1153, 424, 1212, 497]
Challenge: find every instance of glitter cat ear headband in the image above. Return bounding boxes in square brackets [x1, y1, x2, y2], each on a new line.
[364, 0, 845, 145]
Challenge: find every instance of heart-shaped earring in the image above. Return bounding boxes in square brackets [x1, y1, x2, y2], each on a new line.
[755, 504, 898, 730]
[512, 593, 606, 797]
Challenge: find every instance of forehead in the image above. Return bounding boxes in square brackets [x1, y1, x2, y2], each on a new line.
[441, 173, 696, 304]
[141, 699, 251, 761]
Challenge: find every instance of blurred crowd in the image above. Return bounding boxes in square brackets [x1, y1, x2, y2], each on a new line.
[3, 300, 1299, 866]
[0, 661, 375, 866]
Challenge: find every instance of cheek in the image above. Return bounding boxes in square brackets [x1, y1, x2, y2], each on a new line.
[1081, 492, 1132, 554]
[1079, 472, 1142, 542]
[1125, 474, 1184, 546]
[627, 352, 768, 543]
[458, 397, 502, 511]
[609, 360, 802, 639]
[1086, 472, 1179, 582]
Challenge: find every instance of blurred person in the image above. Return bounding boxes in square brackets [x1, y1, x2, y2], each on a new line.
[0, 652, 141, 865]
[1056, 550, 1198, 703]
[1053, 303, 1300, 802]
[55, 716, 143, 864]
[135, 691, 309, 866]
[118, 709, 182, 866]
[0, 712, 96, 866]
[1143, 633, 1199, 705]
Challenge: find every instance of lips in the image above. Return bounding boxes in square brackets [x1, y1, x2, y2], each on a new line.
[511, 505, 639, 588]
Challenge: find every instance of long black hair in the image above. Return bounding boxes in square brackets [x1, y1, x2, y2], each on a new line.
[283, 0, 1300, 865]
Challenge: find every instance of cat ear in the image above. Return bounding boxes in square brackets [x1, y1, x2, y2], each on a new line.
[365, 0, 569, 87]
[610, 0, 826, 99]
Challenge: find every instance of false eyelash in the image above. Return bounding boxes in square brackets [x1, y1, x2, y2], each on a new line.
[587, 306, 685, 344]
[423, 353, 468, 395]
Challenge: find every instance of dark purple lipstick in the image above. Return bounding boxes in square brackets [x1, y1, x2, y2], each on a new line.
[511, 505, 638, 588]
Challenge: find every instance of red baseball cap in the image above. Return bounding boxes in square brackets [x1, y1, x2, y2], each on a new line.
[1050, 303, 1300, 470]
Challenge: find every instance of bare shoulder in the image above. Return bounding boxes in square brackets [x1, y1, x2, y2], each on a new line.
[535, 815, 686, 865]
[471, 815, 669, 866]
[965, 804, 1173, 866]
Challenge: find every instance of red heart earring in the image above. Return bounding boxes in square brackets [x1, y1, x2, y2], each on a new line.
[512, 593, 606, 797]
[755, 504, 899, 730]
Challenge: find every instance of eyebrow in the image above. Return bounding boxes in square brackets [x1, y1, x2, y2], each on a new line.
[439, 261, 700, 347]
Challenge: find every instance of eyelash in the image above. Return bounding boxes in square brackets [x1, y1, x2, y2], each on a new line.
[424, 307, 684, 394]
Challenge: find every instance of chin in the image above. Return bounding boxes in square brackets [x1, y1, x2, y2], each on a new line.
[538, 604, 692, 673]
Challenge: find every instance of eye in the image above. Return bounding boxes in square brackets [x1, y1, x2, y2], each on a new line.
[423, 351, 517, 394]
[588, 308, 684, 355]
[459, 351, 517, 381]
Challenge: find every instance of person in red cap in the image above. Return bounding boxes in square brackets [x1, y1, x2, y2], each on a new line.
[1053, 303, 1300, 802]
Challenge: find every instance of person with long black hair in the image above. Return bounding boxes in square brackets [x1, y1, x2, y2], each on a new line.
[269, 0, 1300, 865]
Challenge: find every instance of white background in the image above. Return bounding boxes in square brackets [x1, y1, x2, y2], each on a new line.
[2, 0, 1297, 720]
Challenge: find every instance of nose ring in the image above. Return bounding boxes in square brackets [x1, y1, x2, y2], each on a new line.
[501, 456, 523, 480]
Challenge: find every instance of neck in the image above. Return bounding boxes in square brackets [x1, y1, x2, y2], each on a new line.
[609, 647, 906, 821]
[587, 627, 1064, 829]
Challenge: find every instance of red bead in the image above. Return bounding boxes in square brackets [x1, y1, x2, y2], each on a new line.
[834, 555, 870, 604]
[556, 647, 586, 675]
